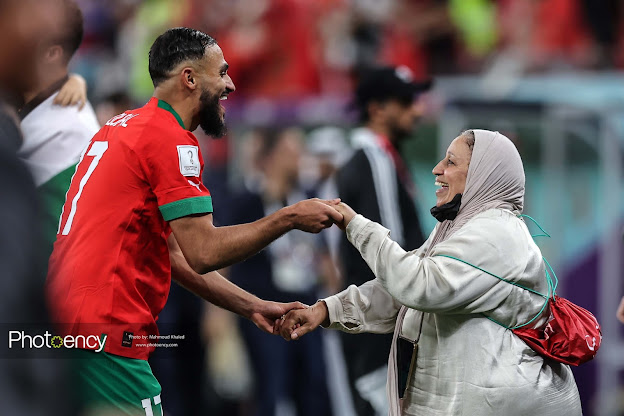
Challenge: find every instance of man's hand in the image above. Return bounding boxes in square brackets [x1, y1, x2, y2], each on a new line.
[333, 202, 357, 231]
[54, 74, 87, 110]
[285, 198, 343, 233]
[250, 300, 307, 334]
[617, 296, 624, 324]
[279, 301, 329, 341]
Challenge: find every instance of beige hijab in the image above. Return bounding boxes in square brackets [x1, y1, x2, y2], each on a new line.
[425, 129, 525, 253]
[387, 130, 526, 415]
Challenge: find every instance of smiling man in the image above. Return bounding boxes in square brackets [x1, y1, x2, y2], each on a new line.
[46, 27, 342, 415]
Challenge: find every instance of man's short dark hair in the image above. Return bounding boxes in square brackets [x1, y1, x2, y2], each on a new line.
[148, 28, 217, 87]
[57, 0, 84, 63]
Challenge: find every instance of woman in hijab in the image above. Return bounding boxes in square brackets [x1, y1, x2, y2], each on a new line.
[279, 130, 582, 415]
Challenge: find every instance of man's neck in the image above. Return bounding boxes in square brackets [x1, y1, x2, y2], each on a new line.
[23, 90, 39, 105]
[19, 73, 70, 119]
[23, 71, 69, 105]
[0, 89, 24, 110]
[365, 122, 395, 145]
[153, 88, 195, 131]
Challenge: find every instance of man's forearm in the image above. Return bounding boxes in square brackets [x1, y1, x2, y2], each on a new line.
[169, 236, 260, 318]
[199, 208, 295, 271]
[172, 207, 295, 274]
[170, 198, 340, 274]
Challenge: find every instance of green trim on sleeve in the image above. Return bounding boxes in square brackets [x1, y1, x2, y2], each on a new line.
[157, 100, 186, 130]
[159, 196, 213, 221]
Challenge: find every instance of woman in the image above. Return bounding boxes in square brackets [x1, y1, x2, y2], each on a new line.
[279, 130, 582, 415]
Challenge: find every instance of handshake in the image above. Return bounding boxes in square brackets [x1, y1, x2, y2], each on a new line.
[245, 199, 357, 339]
[287, 198, 356, 233]
[249, 300, 331, 341]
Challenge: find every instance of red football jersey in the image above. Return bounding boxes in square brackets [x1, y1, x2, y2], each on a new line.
[47, 98, 212, 360]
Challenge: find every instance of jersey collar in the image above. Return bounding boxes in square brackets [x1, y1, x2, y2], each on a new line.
[156, 99, 186, 130]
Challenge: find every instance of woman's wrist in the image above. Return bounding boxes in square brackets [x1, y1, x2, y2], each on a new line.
[315, 300, 330, 327]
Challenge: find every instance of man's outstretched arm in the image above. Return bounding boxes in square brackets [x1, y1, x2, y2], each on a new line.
[169, 198, 342, 274]
[168, 234, 305, 333]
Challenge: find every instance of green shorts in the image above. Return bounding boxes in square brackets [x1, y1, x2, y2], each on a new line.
[71, 349, 162, 416]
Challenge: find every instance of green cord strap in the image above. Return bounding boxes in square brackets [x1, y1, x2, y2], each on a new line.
[542, 256, 559, 298]
[434, 214, 558, 330]
[487, 288, 550, 330]
[519, 213, 559, 299]
[519, 214, 551, 239]
[435, 255, 548, 298]
[433, 254, 553, 330]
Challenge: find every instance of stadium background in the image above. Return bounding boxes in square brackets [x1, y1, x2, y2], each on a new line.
[66, 0, 624, 415]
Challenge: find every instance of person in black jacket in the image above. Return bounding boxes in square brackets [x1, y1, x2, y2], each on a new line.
[335, 66, 431, 416]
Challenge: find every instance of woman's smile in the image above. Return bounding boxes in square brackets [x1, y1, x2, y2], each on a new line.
[435, 180, 449, 196]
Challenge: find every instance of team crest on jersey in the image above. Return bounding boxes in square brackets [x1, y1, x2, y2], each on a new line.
[177, 145, 200, 177]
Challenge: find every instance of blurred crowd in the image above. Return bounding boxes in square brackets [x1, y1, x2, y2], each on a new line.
[1, 0, 623, 415]
[76, 0, 624, 105]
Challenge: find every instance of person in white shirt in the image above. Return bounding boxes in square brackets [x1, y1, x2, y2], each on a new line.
[17, 0, 99, 256]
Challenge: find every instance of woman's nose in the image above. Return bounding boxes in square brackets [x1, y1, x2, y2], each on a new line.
[432, 160, 443, 175]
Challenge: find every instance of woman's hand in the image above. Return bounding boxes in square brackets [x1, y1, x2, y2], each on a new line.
[249, 300, 307, 334]
[54, 74, 87, 110]
[278, 301, 329, 340]
[333, 202, 357, 231]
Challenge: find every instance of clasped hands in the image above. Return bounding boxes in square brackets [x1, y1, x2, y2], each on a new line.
[252, 201, 356, 340]
[329, 200, 357, 230]
[273, 300, 330, 341]
[274, 201, 354, 340]
[292, 199, 356, 232]
[251, 289, 330, 341]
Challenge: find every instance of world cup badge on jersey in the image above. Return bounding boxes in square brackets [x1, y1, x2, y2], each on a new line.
[177, 145, 200, 177]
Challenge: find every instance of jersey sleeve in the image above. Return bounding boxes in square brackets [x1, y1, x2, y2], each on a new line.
[138, 130, 213, 222]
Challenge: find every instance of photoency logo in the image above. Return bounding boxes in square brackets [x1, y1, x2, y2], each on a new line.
[8, 331, 107, 353]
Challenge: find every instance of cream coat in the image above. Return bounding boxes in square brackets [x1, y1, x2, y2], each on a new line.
[324, 210, 582, 416]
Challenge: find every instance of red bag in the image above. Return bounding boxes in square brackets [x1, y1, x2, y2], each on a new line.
[437, 250, 602, 367]
[512, 296, 602, 366]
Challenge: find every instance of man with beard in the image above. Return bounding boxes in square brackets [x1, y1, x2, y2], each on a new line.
[46, 27, 342, 415]
[335, 66, 431, 416]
